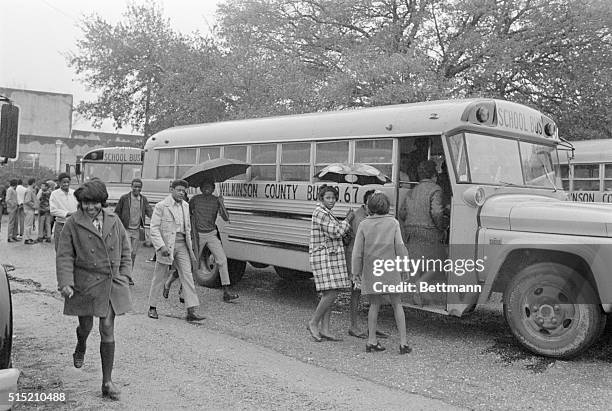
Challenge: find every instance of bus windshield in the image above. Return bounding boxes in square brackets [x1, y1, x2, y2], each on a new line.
[449, 133, 558, 188]
[83, 163, 142, 184]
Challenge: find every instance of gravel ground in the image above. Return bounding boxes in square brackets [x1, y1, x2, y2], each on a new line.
[2, 214, 612, 410]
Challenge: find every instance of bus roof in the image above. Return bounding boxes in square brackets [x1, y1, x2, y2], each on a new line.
[569, 139, 612, 163]
[145, 99, 558, 150]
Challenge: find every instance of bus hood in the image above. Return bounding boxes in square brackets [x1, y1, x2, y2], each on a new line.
[479, 194, 612, 237]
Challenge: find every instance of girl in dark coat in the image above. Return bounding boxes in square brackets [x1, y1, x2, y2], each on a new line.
[56, 180, 132, 400]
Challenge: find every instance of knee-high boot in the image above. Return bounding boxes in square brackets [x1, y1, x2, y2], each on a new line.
[100, 342, 120, 400]
[73, 326, 88, 368]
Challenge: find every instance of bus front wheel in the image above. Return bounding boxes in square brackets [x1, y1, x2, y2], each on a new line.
[274, 266, 312, 281]
[503, 262, 605, 359]
[193, 248, 246, 288]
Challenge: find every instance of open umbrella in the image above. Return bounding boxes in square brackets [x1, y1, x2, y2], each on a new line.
[182, 158, 250, 186]
[314, 163, 391, 185]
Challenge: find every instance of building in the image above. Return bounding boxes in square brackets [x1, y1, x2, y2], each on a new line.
[0, 87, 143, 173]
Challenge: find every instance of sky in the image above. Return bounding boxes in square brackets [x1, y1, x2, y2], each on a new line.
[1, 0, 222, 133]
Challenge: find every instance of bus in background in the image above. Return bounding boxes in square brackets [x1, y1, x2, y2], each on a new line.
[142, 99, 612, 359]
[80, 146, 144, 206]
[558, 139, 612, 203]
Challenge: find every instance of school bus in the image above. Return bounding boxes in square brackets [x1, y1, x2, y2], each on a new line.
[558, 139, 612, 203]
[79, 146, 144, 206]
[142, 99, 612, 358]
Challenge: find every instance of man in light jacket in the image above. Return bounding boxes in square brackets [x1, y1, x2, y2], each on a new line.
[50, 172, 78, 251]
[147, 179, 205, 322]
[23, 178, 38, 244]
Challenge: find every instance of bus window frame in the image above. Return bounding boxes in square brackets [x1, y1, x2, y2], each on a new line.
[279, 142, 312, 182]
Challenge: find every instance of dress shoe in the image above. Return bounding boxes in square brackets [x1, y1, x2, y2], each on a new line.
[348, 329, 367, 339]
[399, 344, 413, 355]
[375, 330, 389, 339]
[179, 297, 185, 304]
[128, 279, 134, 286]
[306, 324, 322, 342]
[73, 350, 85, 368]
[320, 334, 343, 342]
[101, 381, 121, 400]
[148, 307, 159, 319]
[25, 240, 35, 245]
[365, 342, 386, 353]
[185, 307, 205, 321]
[222, 292, 239, 302]
[45, 238, 52, 243]
[7, 238, 15, 243]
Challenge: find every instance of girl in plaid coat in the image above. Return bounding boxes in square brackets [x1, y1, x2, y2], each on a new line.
[307, 185, 355, 342]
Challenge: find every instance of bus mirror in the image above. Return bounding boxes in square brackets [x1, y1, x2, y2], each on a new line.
[0, 103, 20, 159]
[463, 186, 486, 207]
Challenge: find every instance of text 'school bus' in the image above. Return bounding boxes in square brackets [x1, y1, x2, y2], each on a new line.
[142, 99, 612, 359]
[558, 139, 612, 203]
[80, 146, 144, 206]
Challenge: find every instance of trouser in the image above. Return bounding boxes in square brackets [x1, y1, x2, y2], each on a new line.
[197, 231, 230, 286]
[7, 209, 17, 240]
[38, 213, 52, 239]
[127, 228, 141, 259]
[17, 207, 24, 236]
[54, 222, 65, 251]
[24, 209, 36, 241]
[148, 240, 199, 309]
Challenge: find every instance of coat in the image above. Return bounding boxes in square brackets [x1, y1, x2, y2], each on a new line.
[150, 195, 196, 265]
[114, 192, 153, 230]
[351, 215, 409, 295]
[309, 203, 351, 291]
[56, 209, 133, 317]
[5, 187, 18, 213]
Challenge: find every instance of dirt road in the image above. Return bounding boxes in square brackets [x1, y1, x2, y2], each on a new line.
[9, 280, 457, 410]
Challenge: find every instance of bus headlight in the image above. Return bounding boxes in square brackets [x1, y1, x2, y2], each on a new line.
[463, 186, 486, 207]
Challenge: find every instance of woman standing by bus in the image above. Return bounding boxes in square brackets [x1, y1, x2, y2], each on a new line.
[307, 185, 354, 342]
[56, 180, 132, 400]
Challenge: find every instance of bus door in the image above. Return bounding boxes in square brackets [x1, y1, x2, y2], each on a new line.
[397, 136, 452, 311]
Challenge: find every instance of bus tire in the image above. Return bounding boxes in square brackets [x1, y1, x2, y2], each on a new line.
[274, 266, 312, 281]
[503, 262, 605, 359]
[193, 246, 221, 288]
[193, 248, 246, 288]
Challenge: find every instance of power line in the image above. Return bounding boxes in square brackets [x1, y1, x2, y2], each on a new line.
[37, 0, 79, 24]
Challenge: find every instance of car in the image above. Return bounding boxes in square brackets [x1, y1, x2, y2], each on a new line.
[0, 264, 19, 410]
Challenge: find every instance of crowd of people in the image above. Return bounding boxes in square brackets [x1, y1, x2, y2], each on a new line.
[2, 157, 450, 400]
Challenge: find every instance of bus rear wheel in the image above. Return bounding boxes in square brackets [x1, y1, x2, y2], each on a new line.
[274, 266, 312, 281]
[193, 247, 246, 288]
[503, 262, 605, 359]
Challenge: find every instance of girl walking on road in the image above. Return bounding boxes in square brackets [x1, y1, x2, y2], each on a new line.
[56, 180, 132, 400]
[308, 185, 354, 342]
[351, 191, 412, 354]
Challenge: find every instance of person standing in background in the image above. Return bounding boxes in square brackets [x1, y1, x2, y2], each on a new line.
[15, 179, 26, 238]
[114, 178, 153, 285]
[5, 179, 19, 242]
[23, 178, 38, 245]
[50, 173, 78, 251]
[37, 181, 53, 242]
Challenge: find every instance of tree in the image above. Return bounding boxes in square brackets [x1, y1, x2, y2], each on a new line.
[69, 2, 183, 137]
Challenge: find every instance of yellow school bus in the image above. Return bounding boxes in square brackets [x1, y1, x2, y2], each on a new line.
[142, 99, 612, 358]
[80, 146, 144, 206]
[558, 139, 612, 203]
